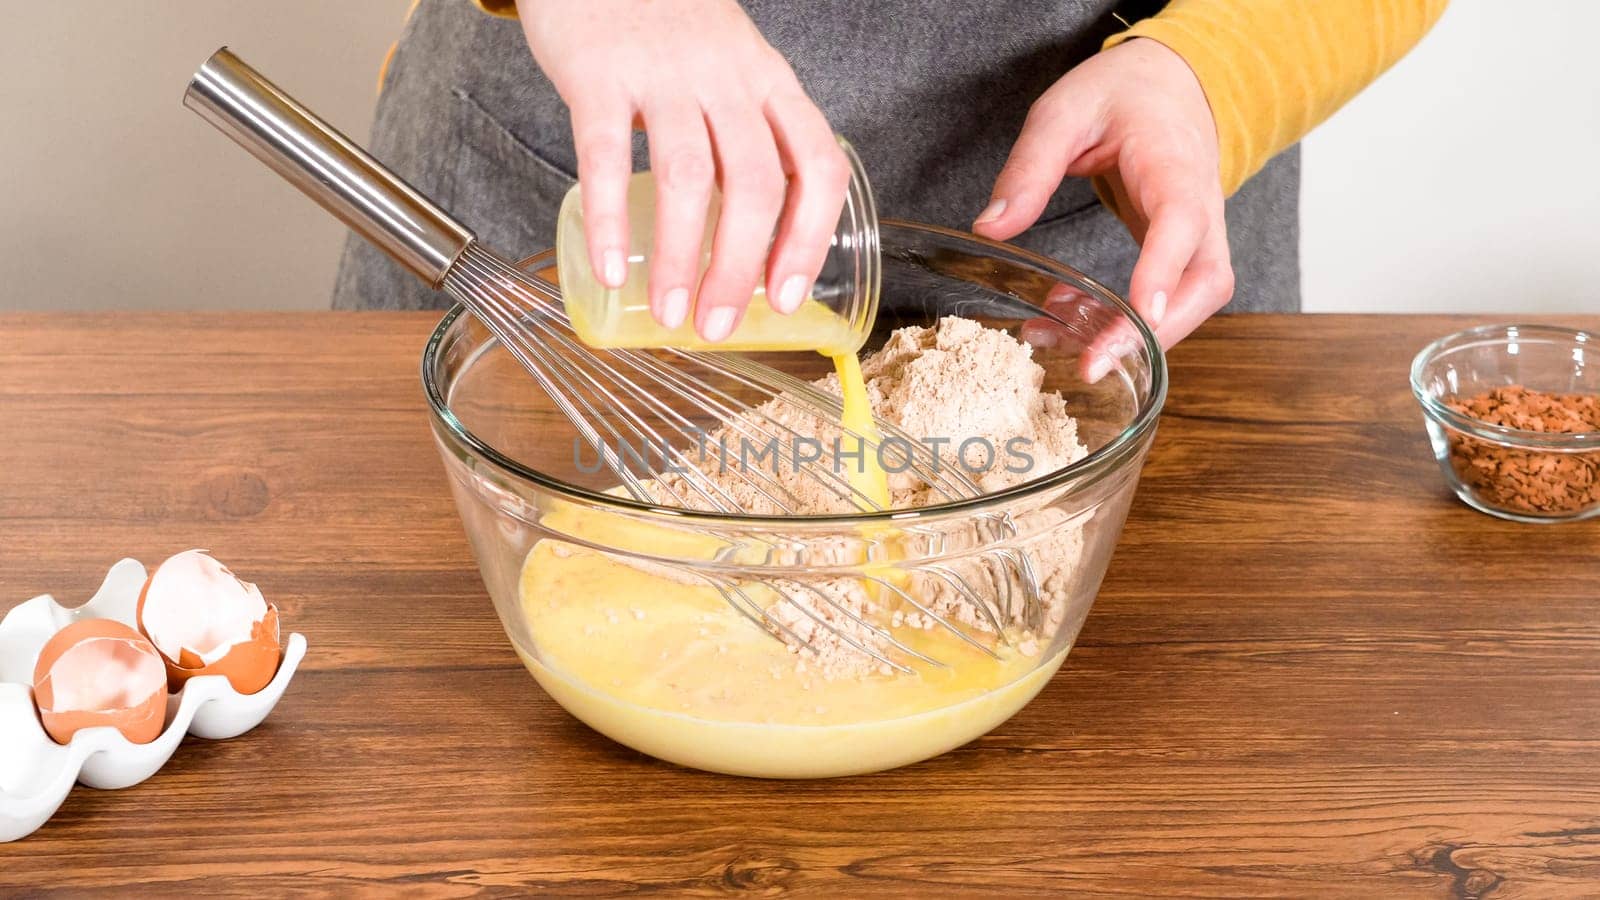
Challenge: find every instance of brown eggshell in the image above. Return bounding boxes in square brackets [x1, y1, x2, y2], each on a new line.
[137, 556, 282, 695]
[163, 604, 280, 695]
[32, 619, 168, 745]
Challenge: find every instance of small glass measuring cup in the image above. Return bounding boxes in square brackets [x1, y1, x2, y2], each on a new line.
[556, 138, 880, 356]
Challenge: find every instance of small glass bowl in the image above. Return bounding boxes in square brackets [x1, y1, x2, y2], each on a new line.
[1410, 324, 1600, 523]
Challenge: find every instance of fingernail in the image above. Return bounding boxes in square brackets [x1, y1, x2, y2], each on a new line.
[1149, 290, 1167, 325]
[702, 307, 737, 343]
[602, 248, 626, 288]
[660, 287, 689, 329]
[1020, 321, 1058, 349]
[974, 198, 1007, 226]
[1085, 352, 1114, 384]
[776, 275, 808, 314]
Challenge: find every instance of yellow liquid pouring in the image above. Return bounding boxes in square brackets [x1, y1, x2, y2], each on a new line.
[830, 351, 891, 511]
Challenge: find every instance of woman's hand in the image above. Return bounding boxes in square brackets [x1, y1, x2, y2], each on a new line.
[974, 38, 1234, 359]
[520, 0, 848, 342]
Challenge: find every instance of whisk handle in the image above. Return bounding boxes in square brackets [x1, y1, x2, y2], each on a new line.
[184, 47, 474, 287]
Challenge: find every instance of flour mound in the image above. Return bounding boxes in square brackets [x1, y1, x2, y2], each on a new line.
[864, 316, 1087, 503]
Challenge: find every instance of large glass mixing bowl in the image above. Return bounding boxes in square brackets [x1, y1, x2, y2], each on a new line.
[423, 222, 1166, 777]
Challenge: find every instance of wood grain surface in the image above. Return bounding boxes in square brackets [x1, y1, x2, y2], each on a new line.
[2, 312, 1598, 898]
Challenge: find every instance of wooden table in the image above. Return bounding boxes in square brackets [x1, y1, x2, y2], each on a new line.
[2, 313, 1597, 897]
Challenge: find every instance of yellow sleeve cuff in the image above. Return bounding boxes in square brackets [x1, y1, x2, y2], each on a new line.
[1105, 0, 1449, 197]
[474, 0, 518, 18]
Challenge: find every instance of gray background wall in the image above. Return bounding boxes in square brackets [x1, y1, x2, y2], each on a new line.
[1, 0, 1593, 313]
[0, 1, 408, 312]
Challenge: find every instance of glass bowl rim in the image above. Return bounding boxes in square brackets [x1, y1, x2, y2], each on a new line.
[422, 219, 1168, 525]
[1409, 322, 1600, 451]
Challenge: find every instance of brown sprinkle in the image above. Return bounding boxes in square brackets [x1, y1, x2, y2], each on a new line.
[1443, 386, 1600, 515]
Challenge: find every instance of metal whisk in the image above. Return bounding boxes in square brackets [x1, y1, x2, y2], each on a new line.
[185, 48, 1041, 671]
[443, 248, 1046, 671]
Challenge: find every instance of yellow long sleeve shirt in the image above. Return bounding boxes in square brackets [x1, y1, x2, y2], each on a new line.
[466, 0, 1448, 197]
[1106, 0, 1448, 194]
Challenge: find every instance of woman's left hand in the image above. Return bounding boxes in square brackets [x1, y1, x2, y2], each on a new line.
[974, 37, 1234, 356]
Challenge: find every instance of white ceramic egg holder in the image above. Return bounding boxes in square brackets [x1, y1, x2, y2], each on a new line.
[0, 559, 306, 842]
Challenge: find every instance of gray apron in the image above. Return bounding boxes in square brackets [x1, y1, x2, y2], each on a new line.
[332, 0, 1299, 312]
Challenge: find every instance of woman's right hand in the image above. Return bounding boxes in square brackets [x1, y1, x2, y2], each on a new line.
[520, 0, 849, 342]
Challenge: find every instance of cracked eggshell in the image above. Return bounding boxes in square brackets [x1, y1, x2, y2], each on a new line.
[2, 558, 309, 842]
[136, 550, 281, 695]
[32, 619, 168, 746]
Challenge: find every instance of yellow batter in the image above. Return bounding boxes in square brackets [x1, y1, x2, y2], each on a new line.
[516, 539, 1065, 778]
